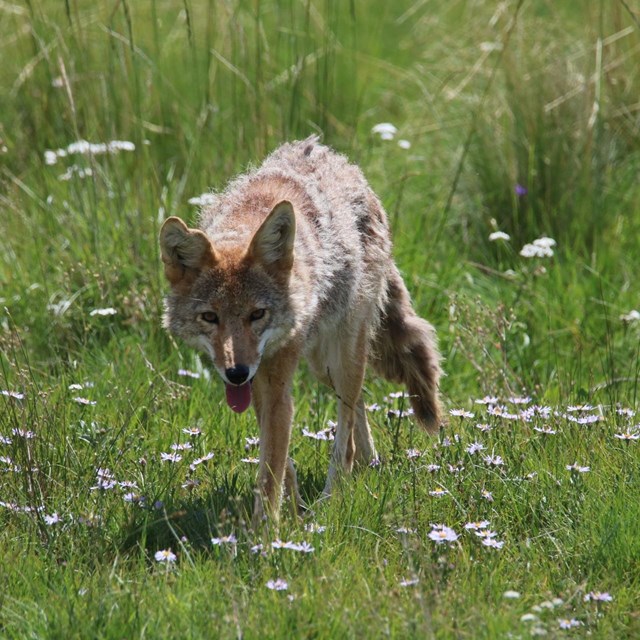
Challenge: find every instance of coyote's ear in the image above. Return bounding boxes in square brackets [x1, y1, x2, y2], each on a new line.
[247, 201, 296, 272]
[159, 217, 216, 287]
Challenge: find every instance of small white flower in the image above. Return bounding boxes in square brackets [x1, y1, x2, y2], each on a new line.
[533, 236, 556, 249]
[271, 539, 292, 549]
[465, 520, 490, 531]
[44, 150, 60, 165]
[178, 369, 200, 379]
[371, 122, 398, 140]
[466, 442, 486, 455]
[160, 452, 182, 463]
[289, 541, 314, 553]
[620, 309, 640, 323]
[428, 525, 458, 543]
[614, 431, 639, 441]
[123, 492, 144, 503]
[489, 231, 510, 242]
[534, 426, 557, 435]
[45, 139, 135, 165]
[73, 397, 96, 406]
[302, 427, 334, 441]
[11, 428, 35, 439]
[304, 523, 326, 534]
[429, 487, 449, 497]
[584, 591, 613, 602]
[397, 139, 411, 150]
[395, 526, 417, 534]
[44, 513, 61, 525]
[566, 404, 595, 412]
[558, 618, 583, 629]
[91, 477, 117, 491]
[520, 243, 554, 258]
[266, 578, 289, 591]
[59, 166, 93, 181]
[211, 535, 237, 546]
[399, 577, 419, 587]
[449, 409, 475, 418]
[474, 529, 497, 539]
[566, 413, 601, 424]
[154, 549, 177, 563]
[1, 390, 25, 400]
[189, 452, 214, 470]
[566, 463, 590, 473]
[89, 307, 117, 317]
[503, 590, 520, 599]
[520, 613, 539, 622]
[387, 407, 414, 418]
[171, 442, 192, 451]
[107, 140, 135, 153]
[480, 489, 494, 502]
[482, 537, 505, 549]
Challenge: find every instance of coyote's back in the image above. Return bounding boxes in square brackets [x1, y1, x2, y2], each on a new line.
[160, 137, 442, 521]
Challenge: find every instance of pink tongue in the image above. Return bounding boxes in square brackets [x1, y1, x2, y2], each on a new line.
[225, 382, 252, 413]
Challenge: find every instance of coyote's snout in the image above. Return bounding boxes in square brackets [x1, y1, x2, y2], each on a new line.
[160, 138, 442, 522]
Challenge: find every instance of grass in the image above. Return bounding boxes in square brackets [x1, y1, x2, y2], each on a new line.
[1, 0, 640, 637]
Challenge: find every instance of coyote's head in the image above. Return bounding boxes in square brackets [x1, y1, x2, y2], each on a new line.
[159, 201, 295, 413]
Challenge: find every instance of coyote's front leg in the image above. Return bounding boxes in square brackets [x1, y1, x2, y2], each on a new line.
[251, 347, 299, 526]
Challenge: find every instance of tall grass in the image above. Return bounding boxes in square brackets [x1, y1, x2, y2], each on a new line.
[465, 2, 640, 253]
[1, 0, 640, 637]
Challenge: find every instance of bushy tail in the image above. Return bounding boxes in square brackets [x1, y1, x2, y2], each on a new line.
[371, 265, 443, 432]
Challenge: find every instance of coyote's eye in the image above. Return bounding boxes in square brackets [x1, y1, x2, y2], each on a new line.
[249, 308, 266, 322]
[200, 311, 219, 324]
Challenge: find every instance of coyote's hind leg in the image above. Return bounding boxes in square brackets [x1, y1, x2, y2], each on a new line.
[322, 324, 369, 496]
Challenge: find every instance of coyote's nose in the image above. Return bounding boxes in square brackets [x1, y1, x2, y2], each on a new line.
[225, 364, 250, 385]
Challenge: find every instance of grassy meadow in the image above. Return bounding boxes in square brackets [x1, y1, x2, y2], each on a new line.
[1, 0, 640, 637]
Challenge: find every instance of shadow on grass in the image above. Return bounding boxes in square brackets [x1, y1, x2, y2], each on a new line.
[119, 467, 328, 556]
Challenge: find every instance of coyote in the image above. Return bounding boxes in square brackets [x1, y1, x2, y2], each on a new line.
[160, 137, 442, 522]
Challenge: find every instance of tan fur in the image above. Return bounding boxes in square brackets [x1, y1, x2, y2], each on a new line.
[159, 137, 442, 524]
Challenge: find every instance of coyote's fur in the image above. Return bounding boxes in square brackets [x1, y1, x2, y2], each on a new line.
[160, 137, 442, 522]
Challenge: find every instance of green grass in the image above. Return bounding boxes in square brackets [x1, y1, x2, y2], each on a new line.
[1, 0, 640, 637]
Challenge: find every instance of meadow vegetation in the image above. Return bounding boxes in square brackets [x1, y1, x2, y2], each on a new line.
[1, 0, 639, 637]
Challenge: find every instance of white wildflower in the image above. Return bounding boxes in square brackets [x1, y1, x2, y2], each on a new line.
[371, 122, 398, 140]
[154, 549, 177, 563]
[266, 578, 289, 591]
[520, 242, 554, 258]
[89, 307, 117, 316]
[620, 309, 640, 323]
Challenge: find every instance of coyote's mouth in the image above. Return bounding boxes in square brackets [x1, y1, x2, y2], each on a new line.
[225, 380, 252, 413]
